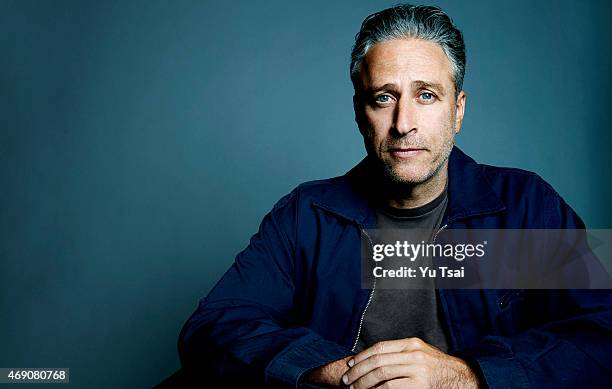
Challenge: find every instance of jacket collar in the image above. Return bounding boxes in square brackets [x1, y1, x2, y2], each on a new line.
[312, 146, 505, 228]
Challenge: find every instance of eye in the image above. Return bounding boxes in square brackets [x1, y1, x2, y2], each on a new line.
[418, 92, 437, 104]
[374, 94, 392, 104]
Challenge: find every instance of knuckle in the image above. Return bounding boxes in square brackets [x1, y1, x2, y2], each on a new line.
[374, 341, 387, 353]
[409, 337, 424, 347]
[413, 350, 427, 362]
[371, 353, 384, 366]
[374, 366, 387, 379]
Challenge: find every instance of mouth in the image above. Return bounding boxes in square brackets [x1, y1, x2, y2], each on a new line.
[388, 147, 426, 158]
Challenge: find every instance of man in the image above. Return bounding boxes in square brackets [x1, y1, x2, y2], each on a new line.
[178, 4, 611, 388]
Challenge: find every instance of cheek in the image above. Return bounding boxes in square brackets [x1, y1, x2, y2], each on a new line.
[364, 108, 392, 139]
[420, 105, 447, 125]
[421, 106, 455, 137]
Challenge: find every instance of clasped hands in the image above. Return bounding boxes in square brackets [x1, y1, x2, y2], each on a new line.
[305, 337, 480, 389]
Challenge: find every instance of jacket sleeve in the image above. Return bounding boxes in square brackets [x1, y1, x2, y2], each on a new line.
[457, 185, 612, 388]
[178, 188, 352, 388]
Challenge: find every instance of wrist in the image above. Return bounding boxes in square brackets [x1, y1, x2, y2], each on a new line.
[457, 358, 482, 389]
[303, 355, 352, 388]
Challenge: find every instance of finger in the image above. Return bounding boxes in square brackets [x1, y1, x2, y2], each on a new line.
[352, 338, 428, 365]
[352, 364, 424, 389]
[344, 351, 429, 385]
[374, 377, 417, 389]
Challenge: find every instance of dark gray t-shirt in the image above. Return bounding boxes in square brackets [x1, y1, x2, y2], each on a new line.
[354, 189, 450, 353]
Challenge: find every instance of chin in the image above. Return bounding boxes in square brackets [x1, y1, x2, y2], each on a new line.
[384, 164, 431, 185]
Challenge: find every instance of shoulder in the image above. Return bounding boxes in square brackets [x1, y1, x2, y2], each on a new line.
[478, 163, 584, 228]
[273, 176, 347, 209]
[480, 163, 557, 196]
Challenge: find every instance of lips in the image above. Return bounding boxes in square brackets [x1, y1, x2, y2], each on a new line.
[389, 148, 426, 158]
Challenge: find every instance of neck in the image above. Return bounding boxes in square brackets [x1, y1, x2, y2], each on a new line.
[383, 162, 448, 209]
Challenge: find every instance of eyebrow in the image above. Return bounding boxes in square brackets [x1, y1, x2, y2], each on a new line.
[412, 80, 447, 96]
[364, 80, 447, 96]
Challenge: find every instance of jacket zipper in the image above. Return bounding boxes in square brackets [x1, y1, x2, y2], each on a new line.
[351, 226, 376, 352]
[432, 223, 448, 243]
[310, 203, 378, 352]
[351, 222, 449, 352]
[312, 202, 455, 352]
[431, 222, 460, 351]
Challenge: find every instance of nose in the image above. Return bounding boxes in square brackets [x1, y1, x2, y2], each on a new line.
[393, 98, 417, 136]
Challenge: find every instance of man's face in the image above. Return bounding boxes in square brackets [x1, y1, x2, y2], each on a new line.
[354, 38, 466, 185]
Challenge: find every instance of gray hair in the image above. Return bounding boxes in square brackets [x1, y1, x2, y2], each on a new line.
[350, 4, 466, 97]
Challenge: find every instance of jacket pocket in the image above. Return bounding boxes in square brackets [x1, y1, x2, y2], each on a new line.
[495, 290, 527, 335]
[497, 290, 525, 311]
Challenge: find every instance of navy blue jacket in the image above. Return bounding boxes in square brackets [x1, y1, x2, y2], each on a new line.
[179, 147, 611, 388]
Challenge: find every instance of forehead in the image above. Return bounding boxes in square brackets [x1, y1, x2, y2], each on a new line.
[359, 38, 454, 89]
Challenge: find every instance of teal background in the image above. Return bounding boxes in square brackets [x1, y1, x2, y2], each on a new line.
[1, 0, 610, 387]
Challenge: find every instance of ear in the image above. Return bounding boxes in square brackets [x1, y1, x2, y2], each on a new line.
[453, 90, 466, 134]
